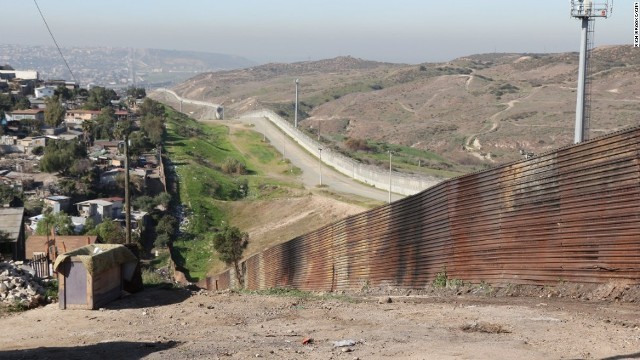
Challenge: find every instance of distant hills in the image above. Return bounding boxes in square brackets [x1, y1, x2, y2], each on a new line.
[0, 44, 256, 88]
[169, 45, 640, 167]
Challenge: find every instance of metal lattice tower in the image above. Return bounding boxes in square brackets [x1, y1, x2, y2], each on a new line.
[570, 0, 611, 144]
[583, 18, 595, 141]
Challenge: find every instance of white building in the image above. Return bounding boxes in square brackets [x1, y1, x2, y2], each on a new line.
[0, 70, 39, 81]
[35, 86, 55, 98]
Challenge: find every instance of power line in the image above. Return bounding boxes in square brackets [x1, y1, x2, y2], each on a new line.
[33, 0, 78, 84]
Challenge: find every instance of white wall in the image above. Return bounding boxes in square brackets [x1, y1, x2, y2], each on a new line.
[240, 110, 442, 196]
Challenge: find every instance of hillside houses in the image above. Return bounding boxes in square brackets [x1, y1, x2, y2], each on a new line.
[64, 109, 100, 126]
[1, 64, 165, 259]
[5, 109, 45, 122]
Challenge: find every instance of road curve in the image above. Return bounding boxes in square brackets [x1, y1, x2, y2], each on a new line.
[151, 89, 401, 203]
[236, 116, 402, 203]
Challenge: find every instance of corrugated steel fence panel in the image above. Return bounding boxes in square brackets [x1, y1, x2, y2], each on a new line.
[209, 127, 640, 291]
[208, 270, 231, 291]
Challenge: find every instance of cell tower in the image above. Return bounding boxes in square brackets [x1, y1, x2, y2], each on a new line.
[570, 0, 612, 143]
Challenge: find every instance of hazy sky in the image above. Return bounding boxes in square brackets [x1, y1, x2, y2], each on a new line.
[2, 0, 634, 64]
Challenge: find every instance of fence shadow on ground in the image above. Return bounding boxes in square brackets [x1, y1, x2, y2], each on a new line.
[0, 340, 180, 360]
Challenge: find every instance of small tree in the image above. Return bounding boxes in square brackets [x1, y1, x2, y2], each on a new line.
[93, 107, 116, 140]
[212, 225, 248, 286]
[156, 215, 177, 238]
[154, 234, 171, 248]
[84, 86, 117, 110]
[0, 184, 21, 207]
[44, 95, 66, 127]
[133, 195, 156, 212]
[137, 98, 164, 118]
[40, 139, 87, 175]
[126, 87, 146, 100]
[89, 220, 125, 244]
[140, 115, 164, 145]
[35, 211, 75, 235]
[155, 192, 171, 209]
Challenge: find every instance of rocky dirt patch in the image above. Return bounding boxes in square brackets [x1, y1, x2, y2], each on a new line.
[1, 283, 640, 359]
[0, 261, 51, 308]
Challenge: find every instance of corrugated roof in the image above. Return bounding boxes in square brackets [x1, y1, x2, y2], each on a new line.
[47, 195, 70, 201]
[75, 199, 114, 206]
[8, 109, 43, 115]
[0, 207, 24, 243]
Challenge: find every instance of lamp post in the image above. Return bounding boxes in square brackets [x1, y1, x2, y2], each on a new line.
[318, 147, 323, 186]
[388, 151, 392, 204]
[294, 79, 299, 128]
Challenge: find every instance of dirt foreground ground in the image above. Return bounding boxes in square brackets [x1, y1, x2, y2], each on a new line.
[0, 284, 639, 360]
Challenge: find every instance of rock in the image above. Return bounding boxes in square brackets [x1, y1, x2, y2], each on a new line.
[378, 297, 392, 304]
[0, 261, 49, 308]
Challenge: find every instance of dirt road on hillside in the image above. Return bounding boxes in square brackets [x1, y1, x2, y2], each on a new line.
[212, 117, 404, 203]
[1, 285, 639, 360]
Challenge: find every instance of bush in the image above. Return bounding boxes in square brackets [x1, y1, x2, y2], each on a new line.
[221, 157, 246, 175]
[44, 279, 58, 302]
[433, 268, 448, 288]
[154, 234, 171, 248]
[344, 138, 370, 152]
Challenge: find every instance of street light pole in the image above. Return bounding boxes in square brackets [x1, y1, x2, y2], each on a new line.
[318, 147, 323, 186]
[294, 79, 299, 128]
[388, 151, 392, 204]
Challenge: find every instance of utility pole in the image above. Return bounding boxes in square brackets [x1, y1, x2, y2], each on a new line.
[388, 151, 392, 204]
[124, 134, 131, 244]
[294, 79, 299, 128]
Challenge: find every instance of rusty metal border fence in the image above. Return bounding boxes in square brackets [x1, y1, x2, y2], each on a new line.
[210, 127, 640, 291]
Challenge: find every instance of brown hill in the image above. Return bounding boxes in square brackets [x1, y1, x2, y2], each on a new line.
[171, 46, 640, 167]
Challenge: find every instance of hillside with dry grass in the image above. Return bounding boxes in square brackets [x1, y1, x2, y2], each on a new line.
[172, 45, 640, 171]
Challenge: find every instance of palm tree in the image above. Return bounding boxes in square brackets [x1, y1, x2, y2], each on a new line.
[81, 120, 95, 149]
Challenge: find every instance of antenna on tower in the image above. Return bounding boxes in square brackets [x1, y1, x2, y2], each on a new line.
[570, 0, 612, 143]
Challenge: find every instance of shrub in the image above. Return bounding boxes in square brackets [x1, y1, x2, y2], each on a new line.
[433, 268, 448, 288]
[154, 234, 171, 248]
[221, 157, 247, 175]
[344, 138, 370, 152]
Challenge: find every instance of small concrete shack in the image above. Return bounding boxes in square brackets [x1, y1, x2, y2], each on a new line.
[54, 244, 138, 310]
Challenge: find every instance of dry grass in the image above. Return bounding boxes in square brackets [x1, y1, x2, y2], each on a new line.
[167, 46, 640, 168]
